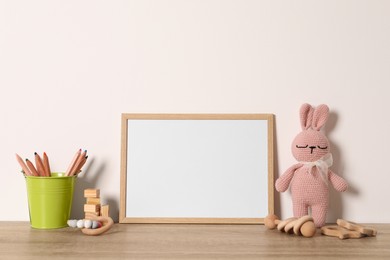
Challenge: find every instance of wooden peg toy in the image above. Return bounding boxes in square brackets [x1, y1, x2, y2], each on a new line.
[264, 214, 316, 238]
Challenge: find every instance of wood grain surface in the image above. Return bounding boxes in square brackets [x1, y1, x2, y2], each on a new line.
[0, 222, 388, 259]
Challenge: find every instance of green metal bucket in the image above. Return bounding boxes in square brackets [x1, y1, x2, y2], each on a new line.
[25, 172, 76, 229]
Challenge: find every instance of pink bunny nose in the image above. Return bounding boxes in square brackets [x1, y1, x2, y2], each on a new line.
[309, 146, 316, 154]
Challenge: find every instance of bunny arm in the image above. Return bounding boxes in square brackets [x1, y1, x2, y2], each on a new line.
[275, 163, 304, 192]
[328, 170, 348, 192]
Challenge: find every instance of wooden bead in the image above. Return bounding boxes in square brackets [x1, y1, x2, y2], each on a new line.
[84, 219, 92, 229]
[76, 219, 84, 228]
[264, 214, 279, 229]
[300, 221, 316, 237]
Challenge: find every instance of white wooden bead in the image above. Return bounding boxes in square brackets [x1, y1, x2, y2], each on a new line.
[92, 221, 99, 229]
[76, 219, 84, 228]
[67, 219, 77, 228]
[84, 219, 92, 229]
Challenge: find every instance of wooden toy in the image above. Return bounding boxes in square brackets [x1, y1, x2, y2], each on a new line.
[85, 212, 99, 219]
[84, 189, 101, 219]
[101, 205, 109, 218]
[321, 219, 377, 239]
[76, 219, 84, 228]
[67, 219, 77, 228]
[84, 189, 100, 198]
[83, 189, 112, 222]
[264, 214, 279, 229]
[301, 222, 316, 237]
[68, 188, 113, 235]
[336, 219, 377, 237]
[283, 219, 298, 234]
[264, 214, 316, 238]
[68, 219, 103, 229]
[92, 221, 102, 229]
[84, 219, 92, 229]
[84, 204, 100, 213]
[276, 217, 297, 231]
[86, 197, 101, 205]
[81, 216, 114, 236]
[321, 225, 364, 239]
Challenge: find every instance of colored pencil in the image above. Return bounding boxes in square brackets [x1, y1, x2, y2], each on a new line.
[70, 150, 87, 176]
[43, 152, 51, 177]
[17, 150, 88, 177]
[74, 155, 88, 175]
[34, 152, 46, 177]
[26, 158, 39, 176]
[65, 149, 81, 176]
[15, 154, 32, 176]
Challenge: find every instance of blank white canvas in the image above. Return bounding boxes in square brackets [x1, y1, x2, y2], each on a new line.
[126, 119, 268, 218]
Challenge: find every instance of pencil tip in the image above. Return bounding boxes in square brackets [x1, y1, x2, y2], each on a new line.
[34, 152, 37, 155]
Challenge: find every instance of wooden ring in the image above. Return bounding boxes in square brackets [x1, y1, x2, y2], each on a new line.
[81, 216, 114, 236]
[277, 217, 297, 231]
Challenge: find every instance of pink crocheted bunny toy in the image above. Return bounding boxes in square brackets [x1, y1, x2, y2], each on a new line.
[275, 103, 348, 227]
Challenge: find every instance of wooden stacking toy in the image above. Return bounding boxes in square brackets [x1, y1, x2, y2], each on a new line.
[68, 188, 113, 236]
[84, 189, 110, 219]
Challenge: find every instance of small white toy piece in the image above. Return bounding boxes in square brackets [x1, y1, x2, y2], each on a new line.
[92, 220, 101, 229]
[76, 219, 84, 228]
[67, 219, 77, 228]
[68, 219, 103, 229]
[84, 219, 92, 229]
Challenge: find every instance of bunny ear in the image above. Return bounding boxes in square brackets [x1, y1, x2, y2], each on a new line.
[299, 103, 314, 130]
[312, 104, 329, 130]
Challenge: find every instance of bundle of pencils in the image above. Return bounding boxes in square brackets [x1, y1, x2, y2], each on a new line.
[15, 149, 88, 177]
[65, 149, 88, 176]
[15, 152, 52, 177]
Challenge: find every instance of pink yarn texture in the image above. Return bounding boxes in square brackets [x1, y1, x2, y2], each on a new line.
[275, 103, 348, 227]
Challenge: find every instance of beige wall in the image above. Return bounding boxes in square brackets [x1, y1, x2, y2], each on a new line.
[1, 0, 389, 222]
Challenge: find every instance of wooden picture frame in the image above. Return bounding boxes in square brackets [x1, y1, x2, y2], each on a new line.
[120, 114, 274, 224]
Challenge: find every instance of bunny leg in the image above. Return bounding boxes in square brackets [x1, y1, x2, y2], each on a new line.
[311, 203, 328, 228]
[292, 200, 308, 218]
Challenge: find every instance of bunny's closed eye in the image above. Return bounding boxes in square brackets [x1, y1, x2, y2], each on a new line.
[295, 145, 328, 149]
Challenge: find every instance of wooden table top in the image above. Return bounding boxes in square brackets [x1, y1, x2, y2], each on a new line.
[0, 222, 389, 259]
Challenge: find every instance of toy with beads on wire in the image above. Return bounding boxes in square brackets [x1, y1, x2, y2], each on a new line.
[68, 188, 113, 235]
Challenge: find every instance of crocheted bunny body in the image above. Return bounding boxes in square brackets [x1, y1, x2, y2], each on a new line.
[276, 104, 348, 227]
